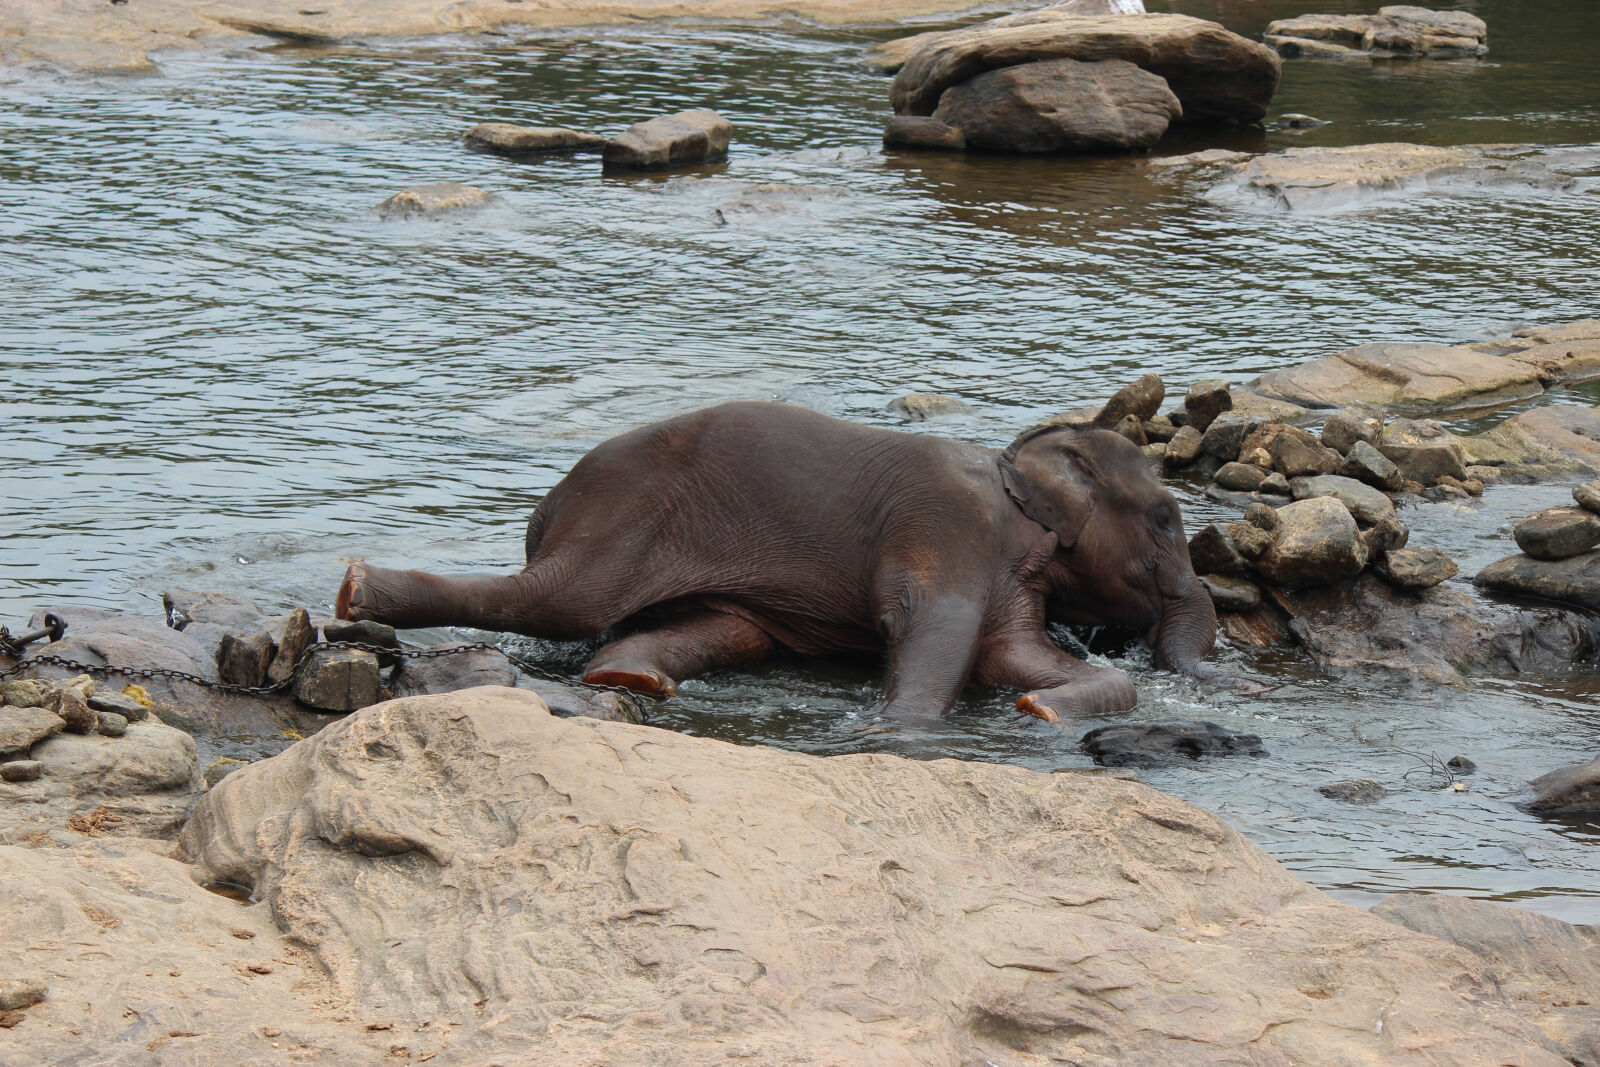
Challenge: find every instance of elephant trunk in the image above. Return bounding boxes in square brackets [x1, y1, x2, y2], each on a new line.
[1151, 576, 1218, 677]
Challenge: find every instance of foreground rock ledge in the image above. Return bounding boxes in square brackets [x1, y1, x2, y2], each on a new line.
[180, 687, 1573, 1065]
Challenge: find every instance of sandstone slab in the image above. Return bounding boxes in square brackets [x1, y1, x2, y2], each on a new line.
[377, 181, 499, 220]
[889, 12, 1280, 123]
[0, 705, 66, 756]
[464, 122, 606, 155]
[1266, 5, 1488, 59]
[1471, 405, 1600, 478]
[182, 687, 1573, 1065]
[603, 109, 731, 172]
[865, 0, 1149, 74]
[1258, 340, 1543, 413]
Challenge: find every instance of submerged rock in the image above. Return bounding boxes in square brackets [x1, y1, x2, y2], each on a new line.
[890, 12, 1281, 124]
[888, 393, 969, 420]
[602, 109, 732, 172]
[1319, 779, 1386, 804]
[1520, 754, 1600, 818]
[929, 57, 1181, 154]
[1475, 552, 1600, 612]
[1081, 719, 1266, 766]
[1265, 6, 1488, 59]
[181, 686, 1574, 1065]
[882, 115, 966, 151]
[377, 182, 498, 221]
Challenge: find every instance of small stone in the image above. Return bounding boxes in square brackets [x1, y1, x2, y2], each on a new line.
[1244, 503, 1280, 532]
[1573, 480, 1600, 515]
[0, 706, 66, 756]
[292, 648, 383, 713]
[1319, 780, 1386, 804]
[1461, 478, 1484, 497]
[1143, 415, 1178, 443]
[1290, 474, 1396, 526]
[96, 712, 128, 737]
[1114, 414, 1148, 446]
[1225, 522, 1275, 560]
[888, 393, 969, 421]
[267, 609, 316, 687]
[1319, 407, 1383, 455]
[1214, 462, 1266, 492]
[1514, 507, 1600, 560]
[1362, 518, 1411, 559]
[1244, 447, 1274, 469]
[87, 691, 148, 722]
[1339, 439, 1405, 491]
[322, 619, 400, 649]
[0, 1010, 24, 1028]
[1162, 425, 1202, 468]
[1446, 755, 1477, 775]
[377, 182, 498, 221]
[1140, 442, 1168, 464]
[1270, 431, 1341, 478]
[1375, 546, 1458, 590]
[463, 122, 606, 155]
[0, 760, 42, 782]
[54, 686, 96, 735]
[1422, 483, 1470, 501]
[1199, 413, 1251, 462]
[1183, 379, 1233, 433]
[219, 630, 276, 689]
[1188, 524, 1248, 577]
[1, 680, 46, 708]
[1259, 473, 1292, 496]
[1251, 496, 1369, 589]
[0, 977, 46, 1011]
[881, 116, 966, 151]
[1378, 419, 1469, 484]
[602, 108, 732, 172]
[1094, 374, 1165, 428]
[1199, 574, 1260, 612]
[66, 674, 95, 698]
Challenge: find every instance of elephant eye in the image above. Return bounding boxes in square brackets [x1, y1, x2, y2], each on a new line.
[1153, 505, 1176, 534]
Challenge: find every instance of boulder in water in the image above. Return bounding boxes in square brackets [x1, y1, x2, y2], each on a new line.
[602, 109, 732, 172]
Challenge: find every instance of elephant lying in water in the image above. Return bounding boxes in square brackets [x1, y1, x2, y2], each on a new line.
[336, 401, 1217, 720]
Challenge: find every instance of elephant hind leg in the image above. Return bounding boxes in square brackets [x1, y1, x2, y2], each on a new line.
[583, 610, 775, 697]
[975, 628, 1136, 722]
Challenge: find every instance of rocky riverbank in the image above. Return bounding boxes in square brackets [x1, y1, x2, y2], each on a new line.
[4, 684, 1598, 1063]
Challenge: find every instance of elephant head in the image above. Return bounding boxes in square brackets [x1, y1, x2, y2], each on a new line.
[999, 424, 1217, 677]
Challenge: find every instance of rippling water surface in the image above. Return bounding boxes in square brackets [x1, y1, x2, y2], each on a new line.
[3, 0, 1599, 919]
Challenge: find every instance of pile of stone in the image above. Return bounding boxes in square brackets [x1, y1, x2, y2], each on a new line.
[1474, 481, 1600, 613]
[881, 11, 1280, 156]
[1265, 5, 1488, 60]
[0, 675, 151, 783]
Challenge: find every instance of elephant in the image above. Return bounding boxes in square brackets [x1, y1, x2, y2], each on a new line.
[335, 401, 1218, 720]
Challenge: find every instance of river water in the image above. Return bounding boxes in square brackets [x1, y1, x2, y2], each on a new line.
[3, 0, 1599, 919]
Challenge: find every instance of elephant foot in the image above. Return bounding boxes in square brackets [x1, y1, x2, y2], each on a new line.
[336, 562, 369, 621]
[582, 665, 679, 698]
[1016, 670, 1137, 722]
[1015, 693, 1061, 723]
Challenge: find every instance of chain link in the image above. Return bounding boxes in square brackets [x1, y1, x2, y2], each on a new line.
[0, 637, 655, 721]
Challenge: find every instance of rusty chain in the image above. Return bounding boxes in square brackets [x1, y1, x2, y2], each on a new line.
[0, 618, 655, 721]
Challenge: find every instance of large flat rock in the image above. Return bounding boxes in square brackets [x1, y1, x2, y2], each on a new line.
[1256, 340, 1544, 413]
[1471, 405, 1600, 478]
[1161, 142, 1571, 211]
[889, 12, 1280, 123]
[866, 0, 1149, 74]
[182, 686, 1574, 1064]
[1475, 550, 1600, 612]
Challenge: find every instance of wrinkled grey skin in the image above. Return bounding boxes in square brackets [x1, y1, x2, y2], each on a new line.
[337, 402, 1216, 720]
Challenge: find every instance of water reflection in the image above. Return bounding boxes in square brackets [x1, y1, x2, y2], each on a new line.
[2, 0, 1599, 920]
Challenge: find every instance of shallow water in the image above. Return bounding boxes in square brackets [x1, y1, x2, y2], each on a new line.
[3, 0, 1600, 919]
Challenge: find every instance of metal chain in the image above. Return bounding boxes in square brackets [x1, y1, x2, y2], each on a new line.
[0, 637, 656, 719]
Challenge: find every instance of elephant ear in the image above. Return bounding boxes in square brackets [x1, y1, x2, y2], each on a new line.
[998, 425, 1100, 549]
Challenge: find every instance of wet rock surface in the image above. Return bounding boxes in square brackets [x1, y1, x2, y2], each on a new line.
[1520, 754, 1600, 817]
[1253, 497, 1369, 589]
[464, 122, 606, 155]
[602, 108, 731, 172]
[928, 57, 1181, 154]
[178, 687, 1574, 1065]
[1514, 506, 1600, 560]
[1475, 552, 1600, 613]
[889, 12, 1281, 123]
[1080, 719, 1266, 766]
[881, 114, 966, 151]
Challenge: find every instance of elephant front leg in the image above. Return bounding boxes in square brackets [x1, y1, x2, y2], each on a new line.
[583, 610, 775, 697]
[878, 597, 986, 719]
[976, 629, 1136, 722]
